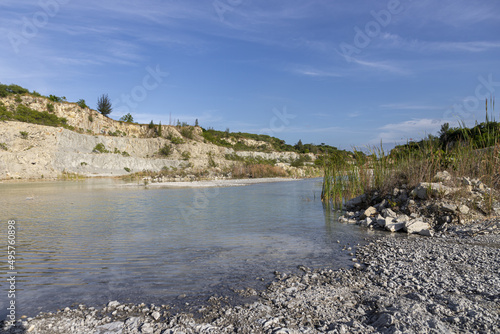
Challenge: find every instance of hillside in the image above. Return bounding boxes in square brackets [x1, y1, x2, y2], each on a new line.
[0, 85, 337, 180]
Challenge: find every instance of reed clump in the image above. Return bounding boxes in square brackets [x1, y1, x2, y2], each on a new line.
[322, 99, 499, 208]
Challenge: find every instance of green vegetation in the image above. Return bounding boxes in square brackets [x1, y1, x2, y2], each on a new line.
[92, 143, 109, 153]
[180, 126, 194, 139]
[207, 152, 217, 167]
[124, 167, 131, 173]
[159, 144, 172, 156]
[48, 95, 65, 103]
[19, 131, 29, 139]
[77, 99, 89, 109]
[46, 103, 55, 113]
[0, 142, 8, 151]
[97, 94, 112, 116]
[0, 103, 72, 129]
[0, 84, 29, 97]
[120, 113, 134, 123]
[322, 102, 500, 209]
[181, 151, 191, 160]
[166, 133, 184, 144]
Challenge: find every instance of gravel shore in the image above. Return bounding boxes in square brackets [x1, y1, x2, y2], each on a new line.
[3, 220, 499, 334]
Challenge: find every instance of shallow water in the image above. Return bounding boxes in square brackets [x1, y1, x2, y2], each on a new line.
[0, 178, 379, 319]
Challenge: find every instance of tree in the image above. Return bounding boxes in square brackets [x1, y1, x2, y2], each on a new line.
[119, 113, 134, 123]
[295, 139, 304, 152]
[195, 119, 199, 127]
[97, 94, 112, 116]
[158, 121, 162, 137]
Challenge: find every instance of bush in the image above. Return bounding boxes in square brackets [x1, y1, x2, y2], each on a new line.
[180, 126, 194, 139]
[48, 94, 63, 103]
[20, 131, 28, 139]
[124, 167, 131, 173]
[119, 113, 134, 123]
[181, 151, 191, 160]
[46, 103, 55, 113]
[159, 144, 172, 156]
[77, 99, 88, 109]
[97, 94, 112, 116]
[93, 143, 109, 153]
[0, 142, 8, 151]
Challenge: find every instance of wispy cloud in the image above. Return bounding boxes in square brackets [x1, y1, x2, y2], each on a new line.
[289, 66, 342, 78]
[371, 118, 443, 144]
[380, 103, 443, 111]
[351, 59, 411, 75]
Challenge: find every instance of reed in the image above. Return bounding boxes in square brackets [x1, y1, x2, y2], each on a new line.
[322, 100, 499, 209]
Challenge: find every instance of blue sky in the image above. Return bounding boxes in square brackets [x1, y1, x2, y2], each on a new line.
[1, 0, 500, 150]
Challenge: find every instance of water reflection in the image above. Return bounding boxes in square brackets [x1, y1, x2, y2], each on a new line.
[0, 178, 373, 319]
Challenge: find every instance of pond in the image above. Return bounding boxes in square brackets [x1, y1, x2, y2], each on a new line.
[0, 178, 379, 319]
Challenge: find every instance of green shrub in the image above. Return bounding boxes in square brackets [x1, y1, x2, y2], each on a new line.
[122, 151, 130, 157]
[48, 94, 63, 103]
[15, 96, 22, 103]
[159, 144, 172, 156]
[93, 143, 109, 153]
[88, 115, 93, 122]
[119, 113, 134, 123]
[0, 142, 7, 151]
[124, 167, 131, 173]
[20, 131, 28, 139]
[180, 126, 194, 139]
[77, 99, 88, 109]
[181, 151, 191, 160]
[46, 103, 55, 113]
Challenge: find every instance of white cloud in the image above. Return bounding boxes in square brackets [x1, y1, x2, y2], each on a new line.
[370, 118, 444, 145]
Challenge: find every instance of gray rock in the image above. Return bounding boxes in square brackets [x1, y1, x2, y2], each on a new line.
[385, 222, 405, 232]
[404, 220, 431, 234]
[344, 194, 366, 209]
[412, 183, 456, 200]
[94, 321, 124, 334]
[434, 171, 452, 182]
[362, 206, 377, 219]
[459, 205, 470, 214]
[381, 208, 396, 218]
[107, 301, 120, 309]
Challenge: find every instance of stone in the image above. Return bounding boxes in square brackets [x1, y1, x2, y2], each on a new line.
[441, 203, 457, 212]
[434, 171, 452, 182]
[94, 321, 124, 333]
[404, 220, 431, 234]
[150, 311, 161, 321]
[362, 206, 377, 219]
[411, 182, 456, 200]
[459, 205, 470, 214]
[385, 222, 405, 232]
[344, 194, 366, 209]
[381, 208, 396, 218]
[107, 301, 120, 309]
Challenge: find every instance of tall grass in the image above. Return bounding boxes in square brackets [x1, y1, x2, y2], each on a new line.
[322, 101, 499, 209]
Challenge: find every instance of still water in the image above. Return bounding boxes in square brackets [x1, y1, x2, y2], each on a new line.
[0, 178, 377, 319]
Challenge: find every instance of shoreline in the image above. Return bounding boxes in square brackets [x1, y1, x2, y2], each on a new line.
[120, 176, 306, 188]
[2, 221, 498, 333]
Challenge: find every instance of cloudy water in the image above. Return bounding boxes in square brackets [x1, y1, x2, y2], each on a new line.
[0, 178, 379, 319]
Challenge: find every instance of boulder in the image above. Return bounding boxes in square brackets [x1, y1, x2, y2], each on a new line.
[404, 220, 431, 234]
[381, 208, 396, 218]
[361, 206, 377, 219]
[344, 194, 366, 209]
[411, 182, 456, 200]
[385, 222, 405, 232]
[434, 171, 452, 182]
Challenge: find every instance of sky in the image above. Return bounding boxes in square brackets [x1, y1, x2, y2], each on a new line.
[1, 0, 500, 150]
